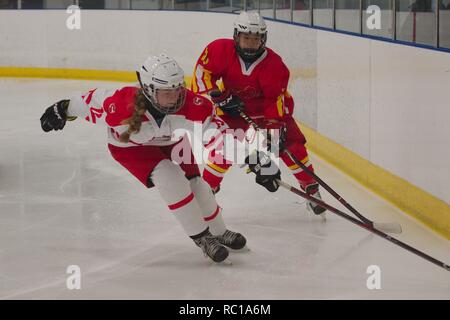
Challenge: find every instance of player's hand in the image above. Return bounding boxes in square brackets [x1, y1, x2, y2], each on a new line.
[264, 119, 287, 154]
[245, 151, 281, 192]
[209, 89, 244, 117]
[40, 99, 70, 132]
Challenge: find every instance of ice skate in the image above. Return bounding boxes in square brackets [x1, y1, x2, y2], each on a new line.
[192, 229, 230, 264]
[305, 183, 327, 220]
[215, 229, 249, 252]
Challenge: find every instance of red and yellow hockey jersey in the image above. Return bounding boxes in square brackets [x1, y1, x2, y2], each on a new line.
[191, 38, 294, 120]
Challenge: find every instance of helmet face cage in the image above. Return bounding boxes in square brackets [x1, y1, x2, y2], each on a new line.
[151, 84, 186, 115]
[233, 29, 267, 60]
[233, 12, 267, 61]
[137, 55, 186, 115]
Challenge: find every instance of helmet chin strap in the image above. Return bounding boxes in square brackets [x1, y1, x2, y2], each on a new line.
[136, 71, 153, 103]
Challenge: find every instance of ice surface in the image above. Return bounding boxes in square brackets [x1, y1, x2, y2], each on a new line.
[0, 78, 448, 299]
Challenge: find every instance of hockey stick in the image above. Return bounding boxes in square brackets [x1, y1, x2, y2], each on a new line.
[239, 110, 402, 234]
[283, 148, 401, 233]
[276, 179, 450, 271]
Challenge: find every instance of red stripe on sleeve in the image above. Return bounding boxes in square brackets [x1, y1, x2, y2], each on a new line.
[84, 89, 97, 104]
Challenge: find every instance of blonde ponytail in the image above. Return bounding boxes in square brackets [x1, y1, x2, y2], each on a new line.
[119, 89, 149, 143]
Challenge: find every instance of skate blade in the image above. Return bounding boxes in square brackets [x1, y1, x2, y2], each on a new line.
[204, 255, 233, 266]
[213, 258, 233, 266]
[229, 245, 251, 253]
[307, 204, 327, 221]
[318, 212, 327, 222]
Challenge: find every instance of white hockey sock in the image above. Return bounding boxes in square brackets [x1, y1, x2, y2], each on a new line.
[189, 176, 227, 236]
[152, 160, 207, 237]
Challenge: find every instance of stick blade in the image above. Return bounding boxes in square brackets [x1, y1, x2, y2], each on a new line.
[373, 222, 403, 234]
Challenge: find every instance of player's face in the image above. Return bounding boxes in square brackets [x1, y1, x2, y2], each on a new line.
[238, 33, 263, 50]
[155, 86, 186, 109]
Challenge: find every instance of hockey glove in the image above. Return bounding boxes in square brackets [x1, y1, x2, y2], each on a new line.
[264, 119, 287, 154]
[40, 99, 70, 132]
[246, 150, 281, 192]
[209, 89, 244, 117]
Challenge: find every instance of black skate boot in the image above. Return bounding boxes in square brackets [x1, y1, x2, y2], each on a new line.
[215, 230, 247, 250]
[305, 183, 327, 217]
[191, 228, 229, 263]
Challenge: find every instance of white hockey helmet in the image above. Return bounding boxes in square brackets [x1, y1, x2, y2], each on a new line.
[136, 54, 186, 114]
[233, 11, 267, 60]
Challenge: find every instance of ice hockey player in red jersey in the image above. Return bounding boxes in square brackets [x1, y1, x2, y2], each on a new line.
[39, 54, 277, 263]
[191, 11, 326, 216]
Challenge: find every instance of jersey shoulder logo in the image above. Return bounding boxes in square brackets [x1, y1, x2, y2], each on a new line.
[193, 96, 204, 106]
[108, 103, 116, 114]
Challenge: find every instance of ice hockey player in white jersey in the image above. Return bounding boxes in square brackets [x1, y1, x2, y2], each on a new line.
[39, 54, 281, 263]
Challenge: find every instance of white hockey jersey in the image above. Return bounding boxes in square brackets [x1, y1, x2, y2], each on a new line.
[67, 86, 228, 150]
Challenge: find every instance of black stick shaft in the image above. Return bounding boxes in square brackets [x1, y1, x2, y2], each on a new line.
[284, 148, 373, 225]
[284, 149, 373, 225]
[278, 180, 450, 271]
[240, 111, 373, 226]
[239, 111, 448, 271]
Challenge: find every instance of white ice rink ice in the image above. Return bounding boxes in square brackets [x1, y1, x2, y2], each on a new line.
[0, 78, 449, 299]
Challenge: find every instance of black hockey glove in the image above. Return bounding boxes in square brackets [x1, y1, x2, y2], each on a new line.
[40, 99, 70, 132]
[209, 89, 244, 117]
[246, 151, 281, 192]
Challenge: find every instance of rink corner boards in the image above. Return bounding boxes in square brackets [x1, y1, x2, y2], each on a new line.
[298, 122, 450, 241]
[1, 65, 448, 241]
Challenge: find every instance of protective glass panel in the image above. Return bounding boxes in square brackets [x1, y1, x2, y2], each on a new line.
[362, 0, 393, 38]
[396, 0, 436, 46]
[336, 0, 361, 32]
[130, 0, 160, 9]
[22, 0, 44, 8]
[0, 0, 18, 9]
[174, 0, 207, 10]
[276, 0, 291, 21]
[293, 0, 311, 24]
[313, 0, 333, 28]
[209, 0, 233, 11]
[43, 0, 75, 9]
[439, 0, 450, 48]
[246, 0, 259, 11]
[78, 0, 105, 8]
[103, 0, 132, 9]
[260, 0, 274, 18]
